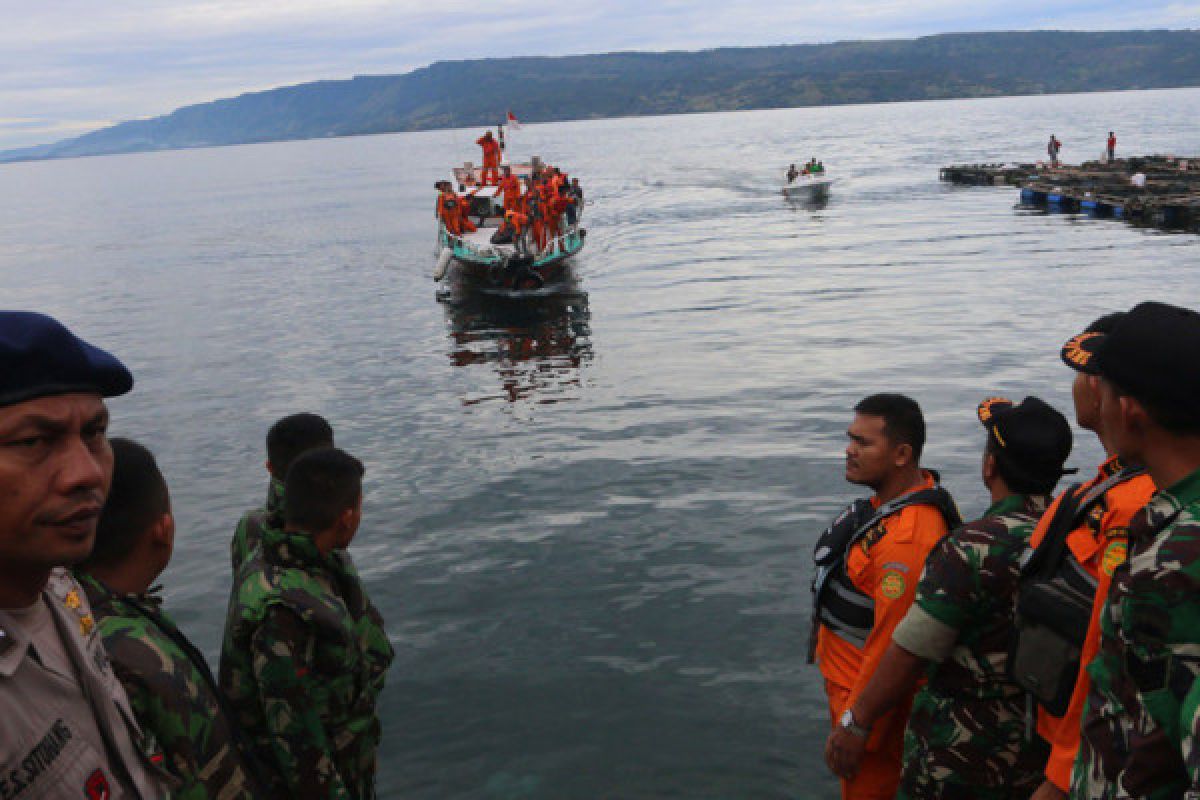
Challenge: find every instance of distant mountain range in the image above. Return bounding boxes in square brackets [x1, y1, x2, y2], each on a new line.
[5, 29, 1200, 164]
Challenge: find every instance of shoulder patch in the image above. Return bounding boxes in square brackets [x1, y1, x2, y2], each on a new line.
[880, 570, 907, 599]
[1102, 539, 1128, 576]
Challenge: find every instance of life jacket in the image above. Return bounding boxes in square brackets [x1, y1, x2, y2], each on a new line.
[1010, 465, 1145, 715]
[504, 210, 528, 234]
[808, 479, 961, 662]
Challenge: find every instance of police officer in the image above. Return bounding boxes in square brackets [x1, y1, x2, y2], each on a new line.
[221, 447, 393, 799]
[76, 438, 266, 798]
[0, 311, 171, 799]
[811, 393, 961, 800]
[1072, 301, 1200, 798]
[230, 412, 334, 573]
[1022, 314, 1156, 800]
[826, 396, 1074, 799]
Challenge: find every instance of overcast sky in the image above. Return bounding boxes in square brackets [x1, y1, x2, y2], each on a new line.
[1, 1, 1197, 150]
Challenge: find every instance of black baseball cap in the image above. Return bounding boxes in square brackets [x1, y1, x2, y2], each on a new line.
[978, 396, 1074, 488]
[0, 311, 133, 407]
[1060, 312, 1126, 375]
[1093, 301, 1200, 424]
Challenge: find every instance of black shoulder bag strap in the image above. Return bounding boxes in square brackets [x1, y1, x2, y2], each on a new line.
[1022, 465, 1146, 580]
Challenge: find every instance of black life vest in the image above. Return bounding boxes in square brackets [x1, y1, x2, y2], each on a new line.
[1010, 465, 1145, 715]
[808, 479, 962, 662]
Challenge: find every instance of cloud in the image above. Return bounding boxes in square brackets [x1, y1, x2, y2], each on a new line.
[0, 0, 1194, 149]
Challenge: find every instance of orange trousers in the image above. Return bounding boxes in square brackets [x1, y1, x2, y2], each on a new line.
[826, 681, 903, 800]
[481, 159, 499, 185]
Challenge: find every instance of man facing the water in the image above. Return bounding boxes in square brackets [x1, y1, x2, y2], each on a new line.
[811, 393, 960, 799]
[1024, 314, 1155, 800]
[231, 412, 333, 573]
[76, 437, 265, 798]
[1071, 301, 1200, 798]
[825, 396, 1074, 798]
[221, 447, 393, 799]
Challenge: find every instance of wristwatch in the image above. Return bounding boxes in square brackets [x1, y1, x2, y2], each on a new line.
[839, 709, 871, 738]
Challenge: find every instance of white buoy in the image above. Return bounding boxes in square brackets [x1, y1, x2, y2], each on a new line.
[433, 248, 453, 281]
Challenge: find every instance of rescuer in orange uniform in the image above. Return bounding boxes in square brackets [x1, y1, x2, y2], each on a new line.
[497, 166, 522, 212]
[810, 394, 960, 800]
[1023, 313, 1156, 800]
[477, 130, 502, 185]
[436, 182, 463, 235]
[456, 187, 478, 234]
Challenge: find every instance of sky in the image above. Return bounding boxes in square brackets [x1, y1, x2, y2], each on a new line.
[1, 0, 1197, 150]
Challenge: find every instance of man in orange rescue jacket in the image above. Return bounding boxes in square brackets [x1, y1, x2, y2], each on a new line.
[1024, 313, 1156, 800]
[810, 393, 961, 799]
[477, 130, 501, 185]
[497, 166, 522, 212]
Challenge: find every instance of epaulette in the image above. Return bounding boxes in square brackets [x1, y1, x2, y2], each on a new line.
[46, 568, 97, 638]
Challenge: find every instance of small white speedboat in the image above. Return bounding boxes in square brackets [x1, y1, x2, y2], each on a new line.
[782, 174, 834, 200]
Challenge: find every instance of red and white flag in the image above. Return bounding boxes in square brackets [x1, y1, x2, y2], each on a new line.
[506, 110, 521, 130]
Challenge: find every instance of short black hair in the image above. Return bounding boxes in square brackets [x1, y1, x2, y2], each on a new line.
[284, 448, 365, 532]
[266, 413, 334, 480]
[84, 438, 170, 567]
[854, 393, 926, 461]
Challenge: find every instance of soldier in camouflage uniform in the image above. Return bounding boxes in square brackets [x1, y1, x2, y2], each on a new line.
[826, 396, 1074, 799]
[231, 412, 333, 573]
[76, 438, 265, 798]
[1071, 302, 1200, 799]
[221, 447, 393, 799]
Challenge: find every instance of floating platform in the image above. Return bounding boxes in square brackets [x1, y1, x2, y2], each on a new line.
[940, 156, 1200, 234]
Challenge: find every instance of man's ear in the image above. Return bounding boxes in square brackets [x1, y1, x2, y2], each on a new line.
[1122, 395, 1152, 436]
[150, 511, 175, 548]
[265, 459, 274, 476]
[893, 442, 914, 469]
[982, 451, 997, 483]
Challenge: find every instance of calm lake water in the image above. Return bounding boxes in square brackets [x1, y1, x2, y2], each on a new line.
[2, 88, 1199, 799]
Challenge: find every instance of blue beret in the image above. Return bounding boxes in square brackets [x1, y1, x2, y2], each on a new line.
[0, 311, 133, 407]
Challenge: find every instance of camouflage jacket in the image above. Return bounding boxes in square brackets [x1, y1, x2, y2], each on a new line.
[75, 571, 264, 800]
[219, 526, 394, 799]
[231, 477, 284, 574]
[898, 493, 1052, 799]
[1071, 467, 1200, 799]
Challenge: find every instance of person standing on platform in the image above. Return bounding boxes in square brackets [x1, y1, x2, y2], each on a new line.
[231, 412, 334, 574]
[1018, 314, 1156, 800]
[77, 437, 266, 799]
[476, 130, 501, 185]
[0, 311, 172, 800]
[221, 447, 393, 799]
[825, 396, 1074, 799]
[810, 393, 961, 800]
[1071, 301, 1200, 799]
[1048, 135, 1063, 167]
[1106, 132, 1117, 163]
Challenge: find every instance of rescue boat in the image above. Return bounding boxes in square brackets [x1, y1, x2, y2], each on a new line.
[433, 158, 586, 291]
[782, 173, 834, 201]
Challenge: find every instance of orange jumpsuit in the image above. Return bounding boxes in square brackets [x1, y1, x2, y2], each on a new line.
[816, 472, 953, 800]
[438, 191, 463, 235]
[1029, 456, 1155, 791]
[456, 193, 477, 234]
[498, 174, 522, 211]
[477, 134, 501, 185]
